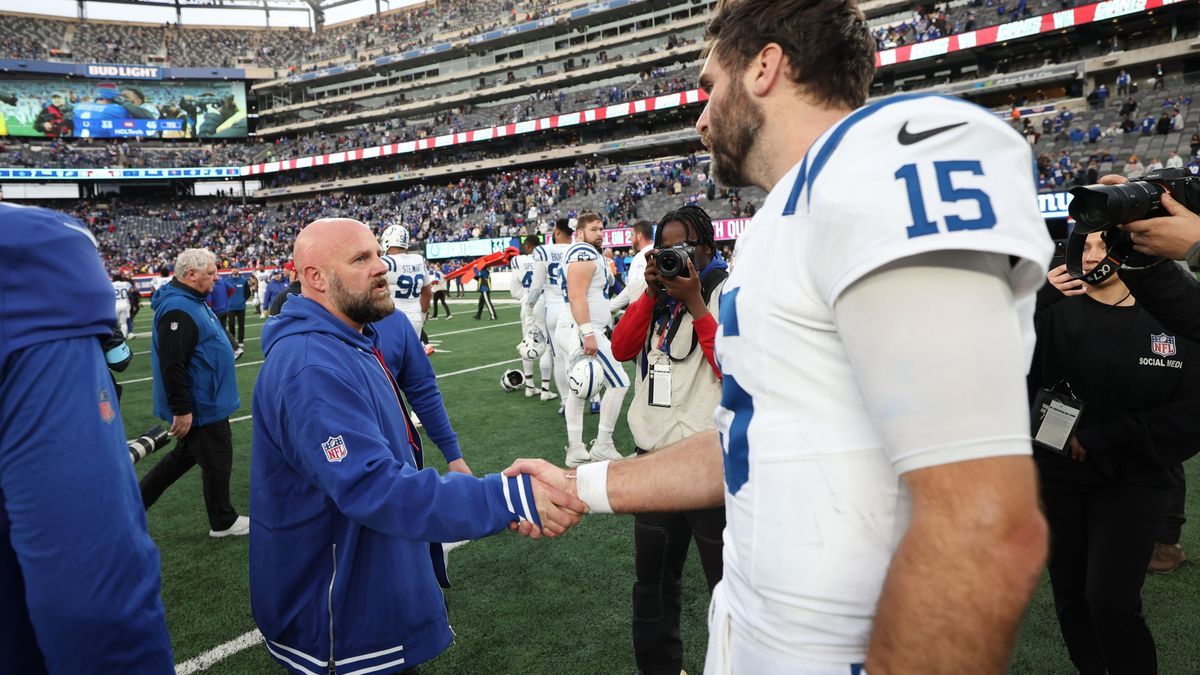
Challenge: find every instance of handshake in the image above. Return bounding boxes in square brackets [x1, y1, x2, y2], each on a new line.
[503, 458, 591, 539]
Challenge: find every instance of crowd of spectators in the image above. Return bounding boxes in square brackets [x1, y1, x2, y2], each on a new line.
[870, 0, 1075, 52]
[2, 0, 573, 70]
[1, 139, 259, 168]
[56, 152, 761, 271]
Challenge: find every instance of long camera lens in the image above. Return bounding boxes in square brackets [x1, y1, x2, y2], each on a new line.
[1068, 181, 1164, 232]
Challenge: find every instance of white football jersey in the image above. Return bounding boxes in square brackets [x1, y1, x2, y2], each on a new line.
[382, 252, 428, 322]
[711, 94, 1052, 663]
[150, 276, 171, 293]
[113, 280, 132, 306]
[510, 254, 535, 301]
[530, 243, 570, 308]
[558, 242, 612, 328]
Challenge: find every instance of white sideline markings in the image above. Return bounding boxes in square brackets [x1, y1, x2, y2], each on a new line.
[174, 630, 263, 675]
[429, 320, 520, 337]
[118, 360, 265, 386]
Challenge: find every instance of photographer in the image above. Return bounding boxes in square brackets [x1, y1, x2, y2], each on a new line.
[1031, 229, 1200, 674]
[1052, 174, 1200, 341]
[610, 206, 727, 675]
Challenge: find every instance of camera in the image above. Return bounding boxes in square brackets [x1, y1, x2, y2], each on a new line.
[128, 425, 171, 464]
[1065, 168, 1200, 283]
[657, 244, 696, 279]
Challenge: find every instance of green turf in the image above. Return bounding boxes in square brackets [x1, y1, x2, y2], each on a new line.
[117, 300, 1200, 674]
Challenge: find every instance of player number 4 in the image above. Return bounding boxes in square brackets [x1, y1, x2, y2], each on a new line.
[894, 160, 996, 239]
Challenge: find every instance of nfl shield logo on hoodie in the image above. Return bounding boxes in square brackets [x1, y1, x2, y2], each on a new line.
[1151, 333, 1177, 357]
[322, 435, 348, 463]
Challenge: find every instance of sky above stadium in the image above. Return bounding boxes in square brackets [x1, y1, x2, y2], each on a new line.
[0, 0, 425, 29]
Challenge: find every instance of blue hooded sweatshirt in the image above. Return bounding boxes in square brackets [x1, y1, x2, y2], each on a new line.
[373, 310, 461, 463]
[0, 202, 173, 673]
[208, 276, 231, 314]
[227, 273, 249, 311]
[251, 296, 541, 674]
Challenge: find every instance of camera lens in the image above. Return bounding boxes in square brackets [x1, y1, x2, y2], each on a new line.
[658, 249, 684, 279]
[1068, 181, 1164, 231]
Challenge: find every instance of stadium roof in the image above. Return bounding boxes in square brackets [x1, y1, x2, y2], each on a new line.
[0, 0, 426, 29]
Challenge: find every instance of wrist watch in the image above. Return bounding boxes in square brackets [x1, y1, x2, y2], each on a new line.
[1186, 241, 1200, 271]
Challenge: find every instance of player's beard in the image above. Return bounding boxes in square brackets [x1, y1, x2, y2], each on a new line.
[707, 78, 764, 189]
[329, 271, 394, 325]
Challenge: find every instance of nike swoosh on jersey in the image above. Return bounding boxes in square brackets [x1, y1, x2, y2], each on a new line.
[897, 121, 968, 145]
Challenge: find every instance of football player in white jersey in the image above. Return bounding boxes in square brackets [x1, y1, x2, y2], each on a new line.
[112, 273, 133, 338]
[555, 213, 628, 466]
[380, 225, 431, 342]
[526, 220, 575, 406]
[149, 267, 171, 296]
[506, 2, 1053, 673]
[511, 235, 557, 399]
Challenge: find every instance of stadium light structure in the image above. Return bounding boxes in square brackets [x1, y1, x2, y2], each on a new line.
[66, 0, 420, 28]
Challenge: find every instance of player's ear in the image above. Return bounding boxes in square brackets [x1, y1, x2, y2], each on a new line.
[750, 43, 786, 98]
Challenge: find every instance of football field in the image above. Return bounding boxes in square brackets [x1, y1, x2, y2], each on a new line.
[116, 299, 1200, 674]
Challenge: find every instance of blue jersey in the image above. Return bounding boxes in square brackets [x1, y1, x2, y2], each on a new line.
[0, 202, 173, 672]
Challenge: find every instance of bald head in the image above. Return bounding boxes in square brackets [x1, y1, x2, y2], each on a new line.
[293, 218, 393, 330]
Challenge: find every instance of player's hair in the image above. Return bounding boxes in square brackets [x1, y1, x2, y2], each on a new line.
[655, 205, 716, 254]
[553, 218, 574, 238]
[175, 248, 217, 278]
[122, 87, 146, 103]
[576, 212, 603, 229]
[523, 234, 541, 249]
[704, 0, 874, 110]
[630, 219, 654, 244]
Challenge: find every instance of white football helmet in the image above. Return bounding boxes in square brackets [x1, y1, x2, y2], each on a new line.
[568, 358, 602, 399]
[517, 334, 547, 360]
[500, 369, 526, 392]
[380, 224, 410, 252]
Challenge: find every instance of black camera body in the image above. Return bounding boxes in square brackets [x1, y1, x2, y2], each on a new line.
[1065, 168, 1200, 284]
[657, 244, 697, 279]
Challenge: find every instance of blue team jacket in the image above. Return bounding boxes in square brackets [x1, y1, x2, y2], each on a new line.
[208, 277, 231, 314]
[0, 203, 173, 672]
[251, 296, 540, 674]
[151, 282, 240, 426]
[227, 274, 249, 311]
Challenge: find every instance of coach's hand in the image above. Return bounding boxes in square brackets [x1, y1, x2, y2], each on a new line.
[447, 458, 473, 476]
[170, 413, 193, 439]
[504, 459, 588, 539]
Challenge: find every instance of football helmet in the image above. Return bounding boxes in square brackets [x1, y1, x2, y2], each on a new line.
[568, 358, 602, 399]
[516, 327, 548, 360]
[380, 224, 410, 251]
[500, 369, 526, 392]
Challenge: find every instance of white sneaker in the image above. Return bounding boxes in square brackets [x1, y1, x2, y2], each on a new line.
[234, 345, 245, 360]
[565, 443, 590, 468]
[127, 332, 137, 340]
[209, 515, 250, 538]
[589, 439, 624, 462]
[525, 385, 538, 398]
[539, 388, 559, 402]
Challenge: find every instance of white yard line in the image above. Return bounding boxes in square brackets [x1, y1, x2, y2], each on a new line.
[174, 630, 263, 675]
[117, 360, 264, 386]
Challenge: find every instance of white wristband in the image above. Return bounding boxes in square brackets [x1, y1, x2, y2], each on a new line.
[577, 323, 595, 337]
[575, 460, 613, 514]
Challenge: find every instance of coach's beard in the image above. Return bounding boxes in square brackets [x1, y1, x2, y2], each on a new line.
[330, 273, 394, 325]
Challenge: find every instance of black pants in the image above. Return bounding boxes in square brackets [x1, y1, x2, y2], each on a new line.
[1042, 475, 1171, 675]
[139, 419, 238, 531]
[453, 279, 465, 297]
[431, 291, 451, 317]
[225, 309, 246, 344]
[632, 448, 725, 675]
[474, 290, 496, 320]
[1160, 464, 1186, 545]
